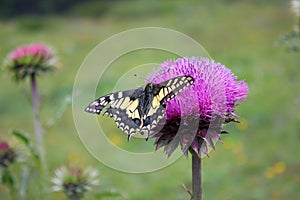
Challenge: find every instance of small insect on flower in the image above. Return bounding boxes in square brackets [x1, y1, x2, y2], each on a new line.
[85, 76, 194, 140]
[52, 165, 99, 200]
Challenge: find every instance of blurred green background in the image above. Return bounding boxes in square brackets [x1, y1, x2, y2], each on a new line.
[0, 0, 299, 199]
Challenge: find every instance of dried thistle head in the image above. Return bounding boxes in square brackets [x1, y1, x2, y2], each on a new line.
[52, 164, 99, 199]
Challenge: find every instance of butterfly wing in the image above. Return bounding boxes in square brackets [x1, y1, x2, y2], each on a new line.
[141, 76, 195, 133]
[154, 75, 195, 103]
[85, 76, 194, 139]
[85, 88, 145, 137]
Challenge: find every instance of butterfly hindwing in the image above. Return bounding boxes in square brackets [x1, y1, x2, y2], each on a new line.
[105, 106, 141, 136]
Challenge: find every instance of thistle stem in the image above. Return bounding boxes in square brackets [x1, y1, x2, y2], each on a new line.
[30, 73, 47, 196]
[191, 150, 202, 200]
[72, 193, 80, 200]
[31, 74, 42, 143]
[19, 165, 30, 200]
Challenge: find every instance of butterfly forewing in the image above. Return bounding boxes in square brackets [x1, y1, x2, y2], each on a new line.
[85, 88, 142, 114]
[154, 76, 194, 103]
[85, 88, 144, 136]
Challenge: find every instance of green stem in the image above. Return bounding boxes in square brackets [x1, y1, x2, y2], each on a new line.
[19, 165, 30, 200]
[72, 193, 80, 200]
[191, 150, 202, 200]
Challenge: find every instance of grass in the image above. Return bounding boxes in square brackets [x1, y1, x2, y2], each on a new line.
[0, 0, 299, 199]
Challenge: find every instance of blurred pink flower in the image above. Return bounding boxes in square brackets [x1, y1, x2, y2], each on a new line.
[0, 141, 16, 168]
[4, 43, 57, 80]
[8, 43, 53, 61]
[0, 141, 10, 151]
[147, 57, 248, 157]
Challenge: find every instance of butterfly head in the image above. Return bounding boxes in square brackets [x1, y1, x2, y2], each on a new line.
[145, 83, 154, 93]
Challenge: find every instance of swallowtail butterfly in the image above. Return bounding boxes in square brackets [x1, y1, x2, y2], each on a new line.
[85, 76, 194, 140]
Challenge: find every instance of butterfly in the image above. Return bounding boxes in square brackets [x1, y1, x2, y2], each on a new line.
[85, 76, 194, 140]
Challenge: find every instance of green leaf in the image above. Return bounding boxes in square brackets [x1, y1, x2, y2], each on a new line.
[11, 130, 40, 162]
[1, 169, 14, 187]
[12, 130, 29, 145]
[94, 189, 122, 199]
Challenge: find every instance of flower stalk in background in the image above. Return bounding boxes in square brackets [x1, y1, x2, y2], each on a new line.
[278, 0, 300, 52]
[291, 0, 300, 23]
[147, 57, 248, 200]
[52, 165, 99, 200]
[4, 43, 58, 198]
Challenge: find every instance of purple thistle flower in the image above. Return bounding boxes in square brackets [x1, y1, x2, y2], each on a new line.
[4, 43, 57, 80]
[147, 57, 248, 157]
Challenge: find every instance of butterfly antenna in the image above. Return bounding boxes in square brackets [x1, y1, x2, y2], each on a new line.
[149, 64, 172, 83]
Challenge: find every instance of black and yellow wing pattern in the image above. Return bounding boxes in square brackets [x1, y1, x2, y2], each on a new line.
[85, 76, 194, 139]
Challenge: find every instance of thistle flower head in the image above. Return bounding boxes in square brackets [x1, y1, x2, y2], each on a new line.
[147, 57, 248, 157]
[52, 165, 99, 200]
[4, 43, 57, 80]
[0, 141, 16, 168]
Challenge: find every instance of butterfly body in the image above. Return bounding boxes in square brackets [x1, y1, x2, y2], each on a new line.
[85, 76, 194, 139]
